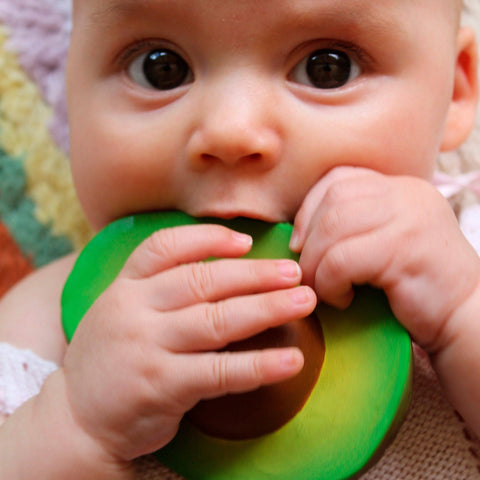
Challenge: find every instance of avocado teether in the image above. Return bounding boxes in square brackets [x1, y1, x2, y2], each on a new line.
[61, 210, 412, 480]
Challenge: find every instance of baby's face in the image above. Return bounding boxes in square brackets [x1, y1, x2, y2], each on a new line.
[67, 0, 462, 229]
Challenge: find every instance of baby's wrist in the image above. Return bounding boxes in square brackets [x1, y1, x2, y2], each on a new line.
[438, 274, 480, 353]
[429, 277, 480, 437]
[36, 369, 135, 479]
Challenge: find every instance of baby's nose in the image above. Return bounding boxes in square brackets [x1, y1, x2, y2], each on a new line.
[188, 127, 281, 168]
[186, 79, 282, 169]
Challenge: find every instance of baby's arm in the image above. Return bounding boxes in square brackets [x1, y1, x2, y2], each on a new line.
[0, 224, 316, 478]
[0, 254, 76, 364]
[0, 255, 129, 478]
[0, 255, 76, 426]
[430, 283, 480, 435]
[291, 166, 480, 436]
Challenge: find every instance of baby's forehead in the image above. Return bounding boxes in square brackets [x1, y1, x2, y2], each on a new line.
[74, 0, 461, 38]
[77, 0, 458, 20]
[77, 0, 459, 14]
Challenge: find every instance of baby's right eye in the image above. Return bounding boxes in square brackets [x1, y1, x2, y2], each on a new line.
[128, 48, 193, 90]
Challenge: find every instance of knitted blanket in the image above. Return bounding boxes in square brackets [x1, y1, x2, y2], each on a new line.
[0, 0, 91, 298]
[1, 1, 480, 479]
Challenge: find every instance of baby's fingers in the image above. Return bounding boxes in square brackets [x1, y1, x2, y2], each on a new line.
[178, 347, 304, 407]
[158, 286, 316, 351]
[149, 258, 303, 311]
[121, 224, 253, 279]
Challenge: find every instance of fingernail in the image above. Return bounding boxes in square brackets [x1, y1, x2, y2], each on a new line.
[276, 260, 301, 278]
[290, 286, 313, 304]
[289, 230, 301, 251]
[280, 349, 304, 370]
[232, 231, 253, 246]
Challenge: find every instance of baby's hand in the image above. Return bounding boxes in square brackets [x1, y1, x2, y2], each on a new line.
[291, 166, 480, 352]
[62, 224, 316, 462]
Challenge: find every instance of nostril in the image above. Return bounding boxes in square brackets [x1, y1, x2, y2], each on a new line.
[200, 153, 218, 162]
[246, 153, 262, 162]
[188, 126, 281, 169]
[199, 152, 263, 164]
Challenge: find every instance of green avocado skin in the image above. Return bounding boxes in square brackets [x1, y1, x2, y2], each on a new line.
[61, 211, 413, 480]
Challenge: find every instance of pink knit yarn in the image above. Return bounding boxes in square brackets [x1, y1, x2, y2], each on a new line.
[0, 0, 71, 153]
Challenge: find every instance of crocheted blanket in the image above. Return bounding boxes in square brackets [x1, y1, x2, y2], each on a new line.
[1, 1, 480, 480]
[0, 0, 91, 297]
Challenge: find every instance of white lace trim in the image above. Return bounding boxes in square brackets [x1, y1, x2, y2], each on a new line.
[459, 204, 480, 255]
[0, 342, 58, 415]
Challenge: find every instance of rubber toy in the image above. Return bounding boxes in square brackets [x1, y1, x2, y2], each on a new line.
[62, 210, 412, 480]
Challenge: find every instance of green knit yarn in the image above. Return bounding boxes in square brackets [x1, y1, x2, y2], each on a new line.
[0, 146, 73, 267]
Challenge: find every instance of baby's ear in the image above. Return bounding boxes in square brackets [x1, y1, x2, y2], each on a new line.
[441, 26, 479, 151]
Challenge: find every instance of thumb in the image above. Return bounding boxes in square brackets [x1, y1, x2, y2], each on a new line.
[290, 166, 373, 252]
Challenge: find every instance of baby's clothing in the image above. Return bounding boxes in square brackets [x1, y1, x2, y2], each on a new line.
[0, 342, 57, 415]
[460, 203, 480, 254]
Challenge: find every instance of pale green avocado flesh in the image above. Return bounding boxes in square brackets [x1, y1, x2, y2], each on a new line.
[61, 210, 412, 480]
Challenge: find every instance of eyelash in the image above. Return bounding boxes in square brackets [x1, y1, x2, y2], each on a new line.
[328, 41, 372, 67]
[290, 39, 374, 74]
[116, 38, 171, 67]
[117, 38, 373, 90]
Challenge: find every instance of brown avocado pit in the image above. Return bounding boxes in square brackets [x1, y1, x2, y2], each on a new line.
[186, 314, 325, 440]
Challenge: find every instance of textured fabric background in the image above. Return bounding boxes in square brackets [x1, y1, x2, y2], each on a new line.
[0, 0, 91, 297]
[1, 1, 480, 479]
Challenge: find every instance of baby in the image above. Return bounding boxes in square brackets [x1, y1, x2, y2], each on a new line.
[1, 0, 479, 478]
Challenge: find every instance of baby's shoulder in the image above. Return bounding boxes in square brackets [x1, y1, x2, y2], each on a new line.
[0, 253, 78, 365]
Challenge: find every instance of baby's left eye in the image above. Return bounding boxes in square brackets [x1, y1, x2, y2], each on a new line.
[127, 48, 193, 90]
[290, 49, 361, 89]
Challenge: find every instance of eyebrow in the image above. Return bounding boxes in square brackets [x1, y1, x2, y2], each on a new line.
[89, 0, 152, 26]
[88, 0, 406, 44]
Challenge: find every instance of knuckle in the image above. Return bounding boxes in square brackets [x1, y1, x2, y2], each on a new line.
[143, 356, 192, 413]
[246, 260, 261, 281]
[101, 280, 141, 332]
[211, 353, 231, 393]
[323, 244, 348, 279]
[144, 228, 176, 261]
[204, 301, 228, 344]
[250, 353, 263, 385]
[323, 181, 346, 206]
[186, 262, 215, 301]
[321, 207, 344, 238]
[209, 352, 263, 396]
[245, 260, 271, 287]
[255, 293, 275, 322]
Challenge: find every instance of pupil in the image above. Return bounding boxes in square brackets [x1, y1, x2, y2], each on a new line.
[143, 50, 189, 90]
[306, 50, 351, 89]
